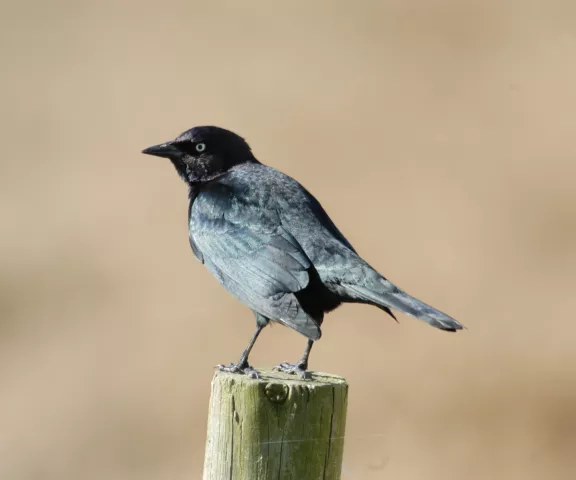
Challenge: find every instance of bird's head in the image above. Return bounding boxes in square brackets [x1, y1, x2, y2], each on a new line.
[142, 126, 257, 183]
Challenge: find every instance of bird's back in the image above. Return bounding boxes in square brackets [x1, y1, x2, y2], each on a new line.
[216, 163, 357, 256]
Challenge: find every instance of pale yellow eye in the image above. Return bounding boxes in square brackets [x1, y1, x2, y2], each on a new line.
[195, 143, 206, 153]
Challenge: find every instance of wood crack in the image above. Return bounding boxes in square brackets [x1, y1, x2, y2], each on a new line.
[322, 387, 336, 480]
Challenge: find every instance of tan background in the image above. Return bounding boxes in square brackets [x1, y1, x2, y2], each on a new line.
[1, 1, 576, 479]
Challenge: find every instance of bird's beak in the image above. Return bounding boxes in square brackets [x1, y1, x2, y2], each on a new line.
[141, 142, 180, 158]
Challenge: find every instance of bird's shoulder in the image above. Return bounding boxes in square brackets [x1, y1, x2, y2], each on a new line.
[194, 162, 306, 210]
[218, 162, 307, 200]
[190, 163, 286, 234]
[222, 164, 356, 252]
[191, 162, 355, 252]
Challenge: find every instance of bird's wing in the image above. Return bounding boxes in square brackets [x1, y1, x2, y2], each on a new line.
[189, 183, 321, 340]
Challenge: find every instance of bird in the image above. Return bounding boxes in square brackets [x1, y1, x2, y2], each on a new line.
[142, 126, 463, 378]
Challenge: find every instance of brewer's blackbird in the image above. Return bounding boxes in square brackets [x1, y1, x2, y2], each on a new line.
[143, 126, 463, 378]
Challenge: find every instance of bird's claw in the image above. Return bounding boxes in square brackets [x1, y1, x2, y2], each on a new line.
[216, 362, 259, 379]
[273, 362, 309, 379]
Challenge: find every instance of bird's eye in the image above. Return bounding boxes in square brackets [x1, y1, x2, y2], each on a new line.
[195, 143, 206, 153]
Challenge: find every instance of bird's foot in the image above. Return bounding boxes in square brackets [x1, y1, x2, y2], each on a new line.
[216, 362, 259, 379]
[273, 362, 308, 379]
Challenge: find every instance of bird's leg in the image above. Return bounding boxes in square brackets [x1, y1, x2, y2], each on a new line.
[217, 324, 263, 379]
[274, 339, 314, 379]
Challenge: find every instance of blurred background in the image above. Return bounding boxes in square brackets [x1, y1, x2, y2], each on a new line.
[1, 0, 576, 478]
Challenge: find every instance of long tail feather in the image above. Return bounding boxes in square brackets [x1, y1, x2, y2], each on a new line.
[342, 282, 463, 332]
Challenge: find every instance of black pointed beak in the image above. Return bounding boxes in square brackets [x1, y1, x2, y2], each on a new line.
[141, 142, 180, 158]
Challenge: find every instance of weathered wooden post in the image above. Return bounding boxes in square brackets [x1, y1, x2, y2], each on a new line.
[203, 369, 348, 480]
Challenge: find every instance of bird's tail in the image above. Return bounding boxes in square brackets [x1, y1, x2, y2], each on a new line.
[342, 280, 464, 332]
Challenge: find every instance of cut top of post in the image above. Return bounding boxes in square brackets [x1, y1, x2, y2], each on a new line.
[203, 369, 349, 480]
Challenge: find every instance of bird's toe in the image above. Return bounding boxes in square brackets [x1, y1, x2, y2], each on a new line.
[273, 362, 309, 379]
[217, 362, 259, 379]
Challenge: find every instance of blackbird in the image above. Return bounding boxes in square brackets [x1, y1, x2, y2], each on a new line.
[143, 126, 463, 378]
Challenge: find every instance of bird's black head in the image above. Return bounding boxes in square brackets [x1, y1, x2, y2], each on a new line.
[142, 126, 257, 184]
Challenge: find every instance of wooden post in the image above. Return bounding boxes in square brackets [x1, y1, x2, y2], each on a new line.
[202, 369, 348, 480]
